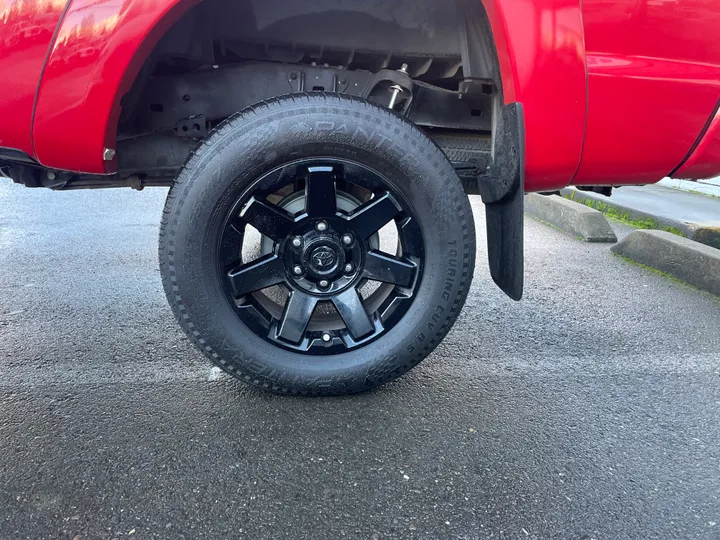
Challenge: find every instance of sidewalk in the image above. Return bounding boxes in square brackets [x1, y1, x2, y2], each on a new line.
[561, 183, 720, 249]
[659, 177, 720, 197]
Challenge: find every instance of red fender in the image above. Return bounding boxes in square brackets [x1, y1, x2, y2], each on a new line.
[32, 0, 198, 174]
[0, 0, 68, 156]
[482, 0, 588, 191]
[31, 0, 588, 193]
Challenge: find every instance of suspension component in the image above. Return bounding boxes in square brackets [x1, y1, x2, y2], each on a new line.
[388, 64, 410, 110]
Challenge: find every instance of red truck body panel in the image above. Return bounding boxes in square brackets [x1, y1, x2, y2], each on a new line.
[0, 0, 67, 155]
[1, 0, 719, 189]
[482, 0, 587, 191]
[672, 108, 720, 179]
[33, 0, 197, 174]
[573, 0, 720, 185]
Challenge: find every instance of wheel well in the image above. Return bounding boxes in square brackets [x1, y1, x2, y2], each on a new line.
[64, 0, 501, 189]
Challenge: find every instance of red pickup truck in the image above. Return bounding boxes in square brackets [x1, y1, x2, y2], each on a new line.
[1, 0, 719, 395]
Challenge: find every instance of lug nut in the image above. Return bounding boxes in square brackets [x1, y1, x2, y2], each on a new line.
[293, 265, 303, 275]
[292, 236, 303, 248]
[344, 263, 354, 273]
[318, 279, 329, 288]
[316, 221, 328, 232]
[322, 333, 331, 342]
[342, 234, 353, 246]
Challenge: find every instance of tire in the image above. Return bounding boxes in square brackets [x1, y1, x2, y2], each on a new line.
[159, 93, 475, 396]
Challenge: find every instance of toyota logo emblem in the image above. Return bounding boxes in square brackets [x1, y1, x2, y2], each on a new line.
[312, 247, 336, 269]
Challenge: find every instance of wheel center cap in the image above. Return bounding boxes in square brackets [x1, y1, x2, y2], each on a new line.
[310, 246, 337, 271]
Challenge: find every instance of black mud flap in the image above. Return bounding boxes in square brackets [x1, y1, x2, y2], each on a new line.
[476, 103, 525, 301]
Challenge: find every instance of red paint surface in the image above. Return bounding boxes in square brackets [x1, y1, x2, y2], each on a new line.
[0, 0, 67, 155]
[32, 0, 197, 173]
[482, 0, 587, 191]
[672, 107, 720, 179]
[573, 0, 720, 185]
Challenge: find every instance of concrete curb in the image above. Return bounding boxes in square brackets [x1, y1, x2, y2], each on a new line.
[525, 193, 617, 243]
[611, 230, 720, 296]
[560, 187, 720, 249]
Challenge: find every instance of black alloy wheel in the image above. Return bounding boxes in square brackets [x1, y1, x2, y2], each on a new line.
[160, 94, 475, 395]
[220, 158, 424, 354]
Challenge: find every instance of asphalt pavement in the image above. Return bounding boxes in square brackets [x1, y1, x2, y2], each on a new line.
[1, 181, 719, 539]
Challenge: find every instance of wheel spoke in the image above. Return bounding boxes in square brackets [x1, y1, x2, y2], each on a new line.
[398, 216, 424, 257]
[346, 193, 402, 239]
[332, 288, 374, 340]
[363, 250, 417, 287]
[239, 197, 295, 242]
[228, 254, 286, 297]
[277, 291, 318, 344]
[305, 166, 337, 217]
